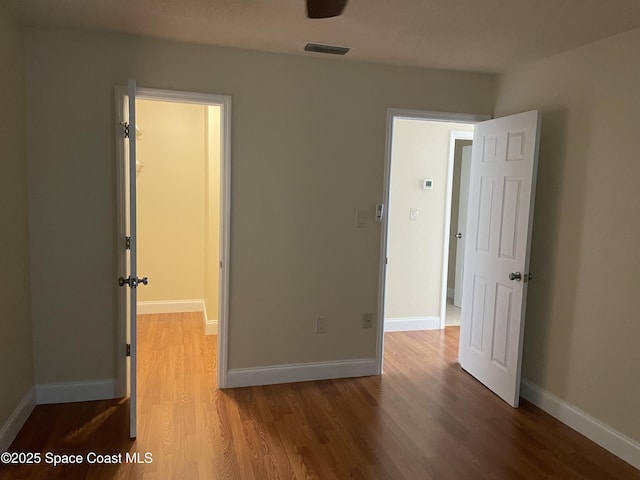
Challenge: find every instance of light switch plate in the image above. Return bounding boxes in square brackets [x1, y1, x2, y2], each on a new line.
[315, 316, 328, 334]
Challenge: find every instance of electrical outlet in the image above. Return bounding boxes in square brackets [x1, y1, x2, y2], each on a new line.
[315, 316, 328, 334]
[363, 313, 373, 328]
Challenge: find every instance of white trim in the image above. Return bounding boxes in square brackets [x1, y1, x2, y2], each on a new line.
[225, 359, 378, 388]
[521, 379, 640, 470]
[375, 108, 395, 376]
[0, 387, 36, 452]
[36, 379, 120, 405]
[384, 316, 441, 332]
[204, 320, 218, 335]
[137, 299, 204, 315]
[114, 85, 232, 394]
[388, 108, 491, 124]
[136, 299, 218, 333]
[201, 301, 218, 335]
[135, 88, 227, 106]
[217, 92, 232, 388]
[440, 130, 474, 329]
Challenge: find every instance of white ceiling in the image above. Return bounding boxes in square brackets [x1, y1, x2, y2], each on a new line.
[7, 0, 640, 73]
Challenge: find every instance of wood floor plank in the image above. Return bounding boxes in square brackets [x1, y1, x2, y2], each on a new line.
[2, 315, 639, 480]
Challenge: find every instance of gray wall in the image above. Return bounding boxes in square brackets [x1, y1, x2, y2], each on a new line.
[24, 27, 496, 383]
[7, 11, 640, 455]
[0, 5, 34, 426]
[496, 28, 640, 442]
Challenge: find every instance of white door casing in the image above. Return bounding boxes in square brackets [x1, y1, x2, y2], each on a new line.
[453, 145, 472, 307]
[458, 110, 541, 407]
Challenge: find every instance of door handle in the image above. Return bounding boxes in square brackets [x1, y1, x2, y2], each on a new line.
[455, 233, 462, 239]
[118, 276, 149, 288]
[509, 272, 532, 282]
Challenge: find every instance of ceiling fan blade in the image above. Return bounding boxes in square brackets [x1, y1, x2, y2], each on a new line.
[306, 0, 348, 18]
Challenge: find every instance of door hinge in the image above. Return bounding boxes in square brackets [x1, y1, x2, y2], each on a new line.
[125, 236, 131, 250]
[122, 122, 130, 138]
[126, 344, 131, 357]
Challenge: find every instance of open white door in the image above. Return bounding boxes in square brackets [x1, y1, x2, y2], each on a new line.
[118, 79, 147, 438]
[458, 110, 541, 407]
[453, 145, 472, 308]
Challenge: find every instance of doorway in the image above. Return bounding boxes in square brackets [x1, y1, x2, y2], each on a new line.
[135, 98, 220, 333]
[115, 87, 232, 409]
[381, 112, 483, 333]
[378, 108, 542, 408]
[375, 109, 489, 368]
[445, 139, 473, 326]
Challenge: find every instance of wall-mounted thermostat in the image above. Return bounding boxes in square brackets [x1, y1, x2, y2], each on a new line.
[423, 179, 434, 189]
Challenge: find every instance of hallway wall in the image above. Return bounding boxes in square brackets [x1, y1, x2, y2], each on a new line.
[136, 99, 206, 302]
[385, 120, 473, 325]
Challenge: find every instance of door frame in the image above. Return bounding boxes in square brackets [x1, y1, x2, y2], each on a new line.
[439, 130, 474, 328]
[115, 86, 232, 391]
[376, 108, 490, 374]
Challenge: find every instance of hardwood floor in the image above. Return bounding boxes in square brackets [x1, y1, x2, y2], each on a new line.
[2, 312, 638, 479]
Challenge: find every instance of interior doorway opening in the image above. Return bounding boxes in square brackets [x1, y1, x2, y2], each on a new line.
[375, 109, 490, 373]
[381, 113, 481, 334]
[445, 140, 473, 327]
[115, 86, 232, 438]
[135, 98, 221, 335]
[378, 108, 542, 409]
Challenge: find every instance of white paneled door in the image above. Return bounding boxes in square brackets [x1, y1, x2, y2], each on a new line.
[453, 145, 472, 308]
[458, 110, 541, 407]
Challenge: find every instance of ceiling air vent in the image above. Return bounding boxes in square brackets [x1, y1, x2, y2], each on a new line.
[304, 43, 350, 55]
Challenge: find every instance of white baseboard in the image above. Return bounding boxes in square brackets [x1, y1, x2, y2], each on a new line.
[138, 299, 216, 333]
[205, 320, 218, 335]
[520, 379, 640, 470]
[384, 316, 441, 332]
[225, 358, 378, 388]
[36, 379, 120, 405]
[137, 299, 204, 315]
[201, 301, 218, 335]
[0, 387, 36, 452]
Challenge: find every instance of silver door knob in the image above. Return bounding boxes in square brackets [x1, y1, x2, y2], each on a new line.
[118, 276, 149, 288]
[509, 272, 522, 282]
[455, 233, 462, 239]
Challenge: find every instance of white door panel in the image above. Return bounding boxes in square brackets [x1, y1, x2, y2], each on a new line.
[459, 110, 541, 407]
[453, 145, 472, 308]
